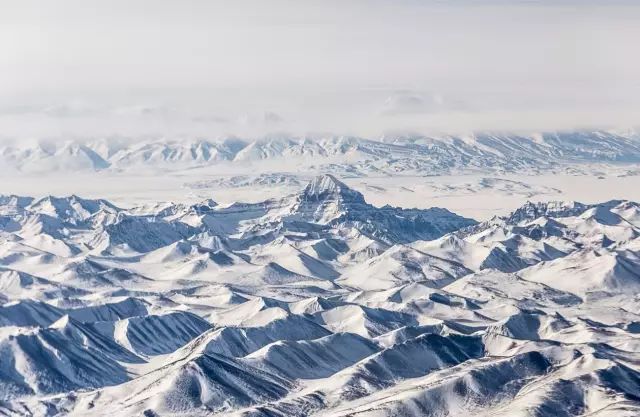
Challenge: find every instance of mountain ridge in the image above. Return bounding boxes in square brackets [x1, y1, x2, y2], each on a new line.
[2, 130, 640, 174]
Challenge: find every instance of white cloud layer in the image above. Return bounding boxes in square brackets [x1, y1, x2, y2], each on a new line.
[1, 0, 639, 138]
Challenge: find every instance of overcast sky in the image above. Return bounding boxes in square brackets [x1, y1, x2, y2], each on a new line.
[1, 0, 639, 138]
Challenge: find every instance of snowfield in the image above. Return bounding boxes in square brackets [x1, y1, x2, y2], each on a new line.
[2, 131, 640, 220]
[1, 173, 640, 416]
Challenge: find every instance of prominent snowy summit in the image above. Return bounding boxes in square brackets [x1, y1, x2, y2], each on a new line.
[289, 174, 476, 240]
[301, 174, 365, 204]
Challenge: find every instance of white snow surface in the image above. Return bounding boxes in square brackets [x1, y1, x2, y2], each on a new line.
[1, 174, 640, 416]
[3, 131, 640, 220]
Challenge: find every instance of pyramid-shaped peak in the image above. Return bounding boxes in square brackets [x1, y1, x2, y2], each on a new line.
[306, 174, 345, 193]
[301, 174, 365, 203]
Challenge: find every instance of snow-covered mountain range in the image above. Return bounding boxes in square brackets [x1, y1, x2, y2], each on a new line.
[2, 130, 640, 175]
[1, 175, 640, 416]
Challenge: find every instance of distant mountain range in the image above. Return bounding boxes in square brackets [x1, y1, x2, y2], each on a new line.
[2, 130, 640, 175]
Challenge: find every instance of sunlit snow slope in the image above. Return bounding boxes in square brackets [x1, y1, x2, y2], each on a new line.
[1, 175, 640, 416]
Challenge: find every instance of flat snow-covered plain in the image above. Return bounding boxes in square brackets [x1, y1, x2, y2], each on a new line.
[3, 170, 639, 220]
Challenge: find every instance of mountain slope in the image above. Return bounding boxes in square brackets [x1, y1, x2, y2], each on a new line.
[0, 189, 639, 416]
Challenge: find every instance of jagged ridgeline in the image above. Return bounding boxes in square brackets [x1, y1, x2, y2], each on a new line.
[2, 131, 640, 174]
[1, 176, 640, 416]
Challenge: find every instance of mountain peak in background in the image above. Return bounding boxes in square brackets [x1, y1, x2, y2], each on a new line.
[1, 131, 639, 175]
